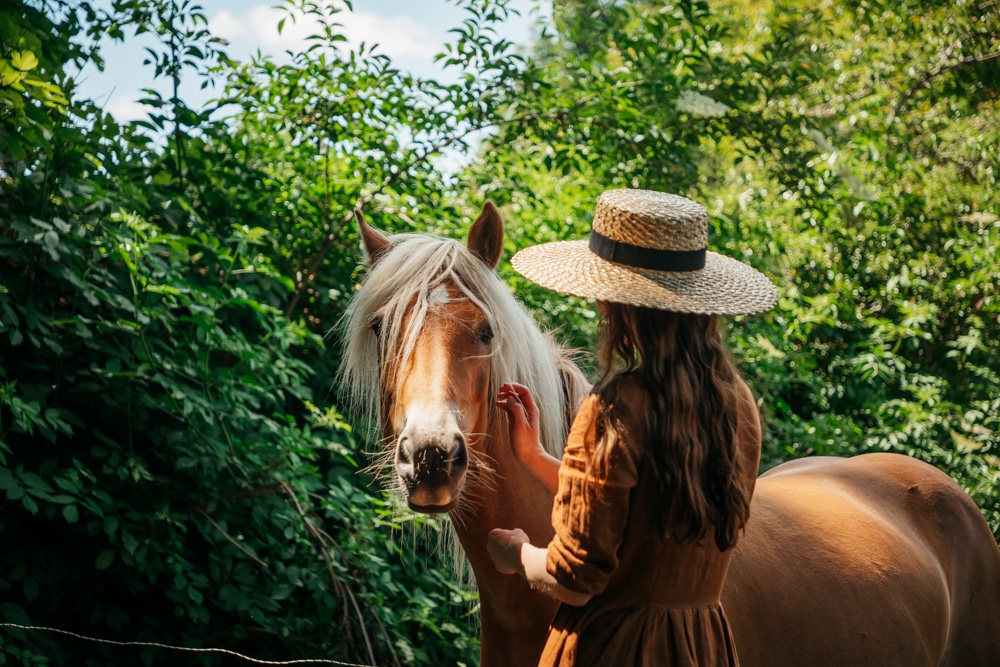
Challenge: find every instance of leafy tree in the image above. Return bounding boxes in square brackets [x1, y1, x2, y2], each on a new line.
[470, 0, 1000, 534]
[3, 0, 998, 665]
[1, 1, 518, 664]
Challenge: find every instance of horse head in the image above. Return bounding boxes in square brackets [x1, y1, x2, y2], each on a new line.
[340, 202, 579, 519]
[338, 202, 592, 665]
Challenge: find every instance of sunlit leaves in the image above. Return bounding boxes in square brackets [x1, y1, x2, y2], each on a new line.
[1, 0, 493, 664]
[472, 0, 1000, 538]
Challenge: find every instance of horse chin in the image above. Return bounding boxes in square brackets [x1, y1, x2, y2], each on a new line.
[406, 497, 461, 514]
[403, 480, 465, 514]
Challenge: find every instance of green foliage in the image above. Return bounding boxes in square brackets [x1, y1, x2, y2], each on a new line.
[476, 0, 1000, 535]
[0, 3, 70, 164]
[718, 0, 1000, 532]
[209, 0, 530, 327]
[1, 1, 490, 664]
[2, 0, 998, 664]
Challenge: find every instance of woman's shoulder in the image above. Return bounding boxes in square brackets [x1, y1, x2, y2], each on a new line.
[733, 376, 763, 473]
[592, 372, 651, 420]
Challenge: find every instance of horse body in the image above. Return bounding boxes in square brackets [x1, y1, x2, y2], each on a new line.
[341, 205, 1000, 667]
[726, 453, 1000, 666]
[460, 474, 560, 667]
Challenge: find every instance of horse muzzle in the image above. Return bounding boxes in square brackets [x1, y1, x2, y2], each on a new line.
[395, 432, 469, 513]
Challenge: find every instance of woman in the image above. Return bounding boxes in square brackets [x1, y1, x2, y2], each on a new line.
[488, 189, 777, 666]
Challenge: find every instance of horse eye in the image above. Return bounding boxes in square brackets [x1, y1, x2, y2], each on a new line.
[369, 316, 383, 338]
[479, 325, 494, 345]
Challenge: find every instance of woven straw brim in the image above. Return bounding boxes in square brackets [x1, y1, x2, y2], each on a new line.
[512, 240, 778, 315]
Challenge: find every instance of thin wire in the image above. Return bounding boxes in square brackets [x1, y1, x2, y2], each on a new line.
[0, 623, 379, 667]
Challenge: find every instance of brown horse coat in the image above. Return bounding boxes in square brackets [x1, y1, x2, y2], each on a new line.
[725, 453, 1000, 667]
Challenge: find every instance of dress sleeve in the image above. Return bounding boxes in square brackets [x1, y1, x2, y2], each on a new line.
[545, 393, 640, 596]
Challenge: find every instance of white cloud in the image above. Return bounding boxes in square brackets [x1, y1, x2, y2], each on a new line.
[209, 5, 438, 64]
[206, 9, 249, 43]
[104, 94, 149, 122]
[341, 11, 438, 61]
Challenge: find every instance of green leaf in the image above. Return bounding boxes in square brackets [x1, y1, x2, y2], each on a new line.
[0, 468, 15, 491]
[0, 60, 22, 86]
[951, 430, 983, 453]
[20, 472, 54, 495]
[62, 505, 79, 523]
[94, 550, 115, 571]
[1, 602, 30, 625]
[53, 476, 82, 494]
[11, 51, 39, 72]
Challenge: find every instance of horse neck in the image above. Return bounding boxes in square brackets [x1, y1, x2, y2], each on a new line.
[451, 420, 561, 667]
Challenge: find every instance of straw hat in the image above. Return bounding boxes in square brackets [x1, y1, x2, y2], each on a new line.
[511, 189, 777, 315]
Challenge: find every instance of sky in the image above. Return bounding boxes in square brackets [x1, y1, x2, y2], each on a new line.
[74, 0, 548, 122]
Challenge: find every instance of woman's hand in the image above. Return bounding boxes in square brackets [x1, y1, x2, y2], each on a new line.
[487, 528, 529, 575]
[496, 381, 562, 494]
[487, 527, 594, 607]
[496, 382, 543, 465]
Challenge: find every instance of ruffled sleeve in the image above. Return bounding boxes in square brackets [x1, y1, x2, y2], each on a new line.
[545, 393, 640, 596]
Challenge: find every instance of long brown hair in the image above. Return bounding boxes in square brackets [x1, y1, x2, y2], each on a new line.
[592, 302, 752, 551]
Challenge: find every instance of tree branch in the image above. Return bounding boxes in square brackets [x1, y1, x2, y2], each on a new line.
[278, 481, 383, 667]
[198, 509, 268, 569]
[890, 44, 1000, 123]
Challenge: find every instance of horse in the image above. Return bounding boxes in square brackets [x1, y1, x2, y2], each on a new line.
[339, 203, 1000, 667]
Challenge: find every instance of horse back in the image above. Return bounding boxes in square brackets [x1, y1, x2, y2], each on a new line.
[723, 452, 1000, 667]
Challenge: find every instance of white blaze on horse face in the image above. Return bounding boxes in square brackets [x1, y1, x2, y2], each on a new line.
[394, 288, 466, 433]
[392, 283, 485, 512]
[399, 325, 465, 437]
[427, 283, 451, 304]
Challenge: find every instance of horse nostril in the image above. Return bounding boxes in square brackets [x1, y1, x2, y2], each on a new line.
[450, 435, 469, 476]
[396, 437, 414, 477]
[397, 439, 412, 463]
[411, 446, 450, 484]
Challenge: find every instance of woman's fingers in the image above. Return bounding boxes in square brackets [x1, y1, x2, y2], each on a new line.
[515, 386, 539, 419]
[498, 383, 538, 424]
[487, 528, 525, 575]
[495, 397, 528, 423]
[497, 384, 530, 405]
[496, 389, 526, 412]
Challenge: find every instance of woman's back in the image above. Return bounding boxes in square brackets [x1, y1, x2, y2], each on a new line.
[538, 376, 762, 666]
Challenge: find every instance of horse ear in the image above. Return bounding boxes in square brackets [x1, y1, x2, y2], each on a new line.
[356, 209, 393, 266]
[467, 201, 504, 269]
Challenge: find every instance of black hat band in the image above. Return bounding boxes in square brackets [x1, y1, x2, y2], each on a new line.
[589, 230, 706, 272]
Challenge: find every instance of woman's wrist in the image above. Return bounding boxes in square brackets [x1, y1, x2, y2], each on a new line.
[515, 541, 530, 578]
[519, 447, 553, 472]
[515, 443, 544, 467]
[519, 542, 592, 607]
[519, 448, 561, 494]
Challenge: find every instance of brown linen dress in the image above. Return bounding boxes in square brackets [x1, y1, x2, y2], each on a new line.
[539, 380, 761, 667]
